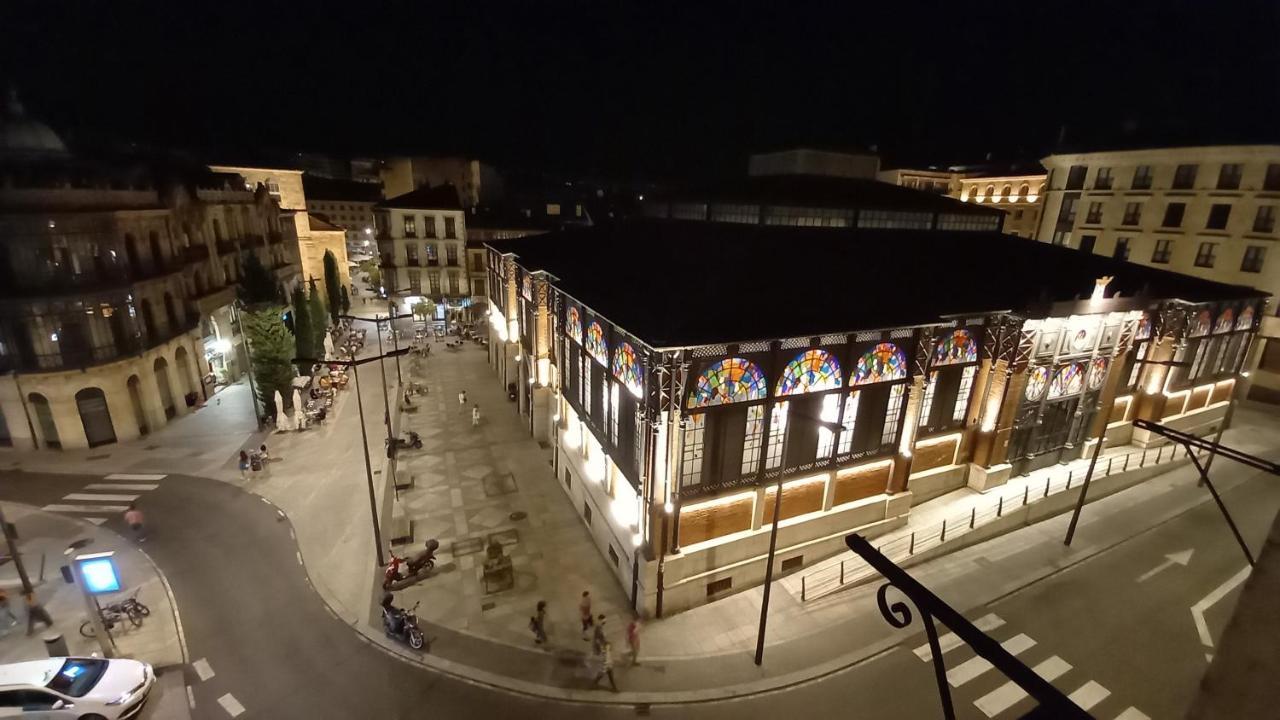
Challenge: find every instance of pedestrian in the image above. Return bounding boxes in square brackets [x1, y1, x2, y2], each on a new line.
[123, 503, 146, 543]
[0, 587, 16, 626]
[529, 600, 548, 645]
[238, 450, 250, 480]
[626, 616, 641, 666]
[471, 404, 481, 428]
[24, 592, 52, 637]
[458, 390, 467, 409]
[579, 590, 593, 638]
[259, 444, 271, 464]
[592, 613, 607, 653]
[592, 641, 618, 692]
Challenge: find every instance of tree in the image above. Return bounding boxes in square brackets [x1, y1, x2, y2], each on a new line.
[412, 298, 436, 322]
[291, 286, 313, 373]
[366, 264, 382, 290]
[323, 250, 341, 326]
[308, 281, 328, 355]
[339, 285, 351, 315]
[241, 306, 295, 420]
[239, 253, 277, 307]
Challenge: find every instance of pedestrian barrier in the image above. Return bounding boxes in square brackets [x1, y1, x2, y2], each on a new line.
[798, 442, 1205, 602]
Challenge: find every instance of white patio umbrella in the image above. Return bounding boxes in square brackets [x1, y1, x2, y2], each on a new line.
[323, 333, 336, 360]
[292, 389, 306, 430]
[274, 390, 292, 432]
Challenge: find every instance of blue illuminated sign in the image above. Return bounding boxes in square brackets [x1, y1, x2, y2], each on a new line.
[76, 553, 121, 595]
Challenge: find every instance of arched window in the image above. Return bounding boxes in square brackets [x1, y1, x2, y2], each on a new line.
[932, 329, 977, 366]
[966, 186, 980, 202]
[1189, 310, 1211, 337]
[1087, 357, 1109, 390]
[1237, 305, 1255, 330]
[1214, 308, 1234, 334]
[852, 343, 907, 385]
[584, 321, 608, 365]
[986, 184, 996, 200]
[687, 357, 767, 408]
[1025, 366, 1050, 401]
[776, 349, 842, 395]
[1136, 314, 1152, 340]
[1048, 363, 1085, 399]
[612, 342, 643, 397]
[1001, 185, 1012, 200]
[565, 306, 582, 342]
[1018, 184, 1029, 199]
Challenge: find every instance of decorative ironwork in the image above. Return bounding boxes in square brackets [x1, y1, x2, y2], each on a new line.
[780, 336, 811, 350]
[691, 344, 729, 358]
[914, 327, 937, 378]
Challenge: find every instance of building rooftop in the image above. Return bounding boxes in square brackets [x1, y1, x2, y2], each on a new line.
[488, 219, 1263, 348]
[308, 215, 344, 232]
[301, 174, 383, 203]
[377, 184, 462, 211]
[648, 174, 1001, 217]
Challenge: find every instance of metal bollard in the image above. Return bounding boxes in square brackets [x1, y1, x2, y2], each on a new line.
[997, 495, 1004, 517]
[801, 575, 806, 601]
[1067, 471, 1073, 489]
[1106, 457, 1113, 475]
[970, 507, 976, 529]
[839, 560, 845, 585]
[1023, 486, 1029, 505]
[1123, 455, 1129, 472]
[940, 519, 947, 543]
[1044, 477, 1050, 498]
[909, 531, 916, 554]
[43, 634, 68, 658]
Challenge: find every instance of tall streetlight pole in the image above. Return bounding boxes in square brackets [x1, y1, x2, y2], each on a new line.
[233, 300, 261, 426]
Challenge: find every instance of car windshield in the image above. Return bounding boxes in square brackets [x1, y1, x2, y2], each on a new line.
[45, 659, 108, 698]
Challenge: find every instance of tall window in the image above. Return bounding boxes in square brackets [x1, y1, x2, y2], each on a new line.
[1114, 237, 1131, 260]
[1217, 163, 1243, 190]
[918, 373, 936, 427]
[765, 402, 788, 470]
[1206, 204, 1232, 230]
[1195, 242, 1218, 268]
[1266, 164, 1280, 191]
[428, 272, 441, 294]
[446, 245, 459, 266]
[1079, 235, 1097, 254]
[1065, 165, 1087, 190]
[816, 394, 841, 460]
[1173, 164, 1198, 189]
[952, 367, 977, 423]
[741, 405, 765, 474]
[1242, 245, 1267, 273]
[444, 217, 457, 238]
[1085, 202, 1103, 224]
[1121, 203, 1142, 226]
[1127, 343, 1148, 388]
[881, 385, 905, 446]
[1253, 206, 1276, 233]
[1151, 238, 1173, 264]
[837, 392, 859, 454]
[1162, 202, 1186, 228]
[403, 215, 417, 238]
[423, 216, 437, 238]
[680, 414, 705, 488]
[406, 244, 418, 265]
[425, 244, 438, 263]
[609, 383, 620, 445]
[1094, 167, 1114, 190]
[407, 269, 421, 294]
[1132, 165, 1154, 190]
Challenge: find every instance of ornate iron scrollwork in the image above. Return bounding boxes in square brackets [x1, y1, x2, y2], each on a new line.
[875, 582, 955, 719]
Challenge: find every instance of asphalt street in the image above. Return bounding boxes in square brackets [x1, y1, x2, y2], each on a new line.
[1, 459, 1275, 719]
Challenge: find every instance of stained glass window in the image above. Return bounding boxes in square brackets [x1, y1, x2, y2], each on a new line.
[1136, 314, 1152, 340]
[1237, 305, 1254, 331]
[611, 342, 643, 398]
[1025, 366, 1050, 400]
[1048, 363, 1085, 399]
[776, 349, 842, 396]
[1189, 310, 1211, 337]
[687, 357, 768, 408]
[565, 306, 582, 343]
[933, 329, 978, 366]
[1214, 308, 1234, 334]
[853, 343, 908, 385]
[585, 321, 608, 366]
[1087, 357, 1108, 391]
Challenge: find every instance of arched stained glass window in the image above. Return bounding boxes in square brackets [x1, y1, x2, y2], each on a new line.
[933, 329, 978, 366]
[585, 321, 608, 365]
[776, 349, 842, 396]
[1136, 314, 1152, 340]
[1237, 305, 1254, 330]
[1025, 366, 1050, 400]
[853, 343, 908, 385]
[612, 342, 643, 398]
[687, 358, 768, 409]
[565, 306, 582, 343]
[1189, 310, 1211, 337]
[1214, 308, 1234, 334]
[1087, 357, 1108, 391]
[1048, 363, 1085, 399]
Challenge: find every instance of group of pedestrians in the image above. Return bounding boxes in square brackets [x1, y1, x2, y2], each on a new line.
[237, 443, 272, 480]
[528, 589, 641, 692]
[0, 586, 53, 636]
[457, 390, 481, 427]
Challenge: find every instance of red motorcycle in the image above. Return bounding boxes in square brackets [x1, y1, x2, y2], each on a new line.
[383, 539, 439, 589]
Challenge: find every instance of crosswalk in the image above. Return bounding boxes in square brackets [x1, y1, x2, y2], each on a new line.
[910, 611, 1149, 719]
[42, 473, 167, 526]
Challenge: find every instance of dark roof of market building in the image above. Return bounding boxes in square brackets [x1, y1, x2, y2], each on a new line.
[377, 184, 462, 210]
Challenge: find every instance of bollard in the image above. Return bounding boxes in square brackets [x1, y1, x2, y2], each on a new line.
[1123, 455, 1129, 472]
[1140, 450, 1146, 468]
[940, 519, 947, 543]
[839, 560, 845, 585]
[998, 495, 1004, 517]
[1023, 486, 1029, 505]
[909, 531, 916, 554]
[801, 575, 806, 601]
[1044, 477, 1050, 498]
[1106, 457, 1113, 475]
[1067, 471, 1073, 489]
[970, 507, 976, 529]
[43, 634, 68, 658]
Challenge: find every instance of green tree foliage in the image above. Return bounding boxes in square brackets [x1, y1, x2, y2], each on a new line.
[366, 264, 382, 290]
[339, 285, 351, 315]
[291, 286, 313, 373]
[412, 298, 436, 321]
[323, 250, 342, 326]
[308, 282, 328, 354]
[241, 306, 295, 419]
[239, 253, 278, 307]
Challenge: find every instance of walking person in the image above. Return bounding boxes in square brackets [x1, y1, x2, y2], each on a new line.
[592, 641, 619, 692]
[123, 503, 146, 543]
[471, 403, 481, 428]
[529, 600, 548, 645]
[24, 592, 52, 637]
[592, 614, 607, 653]
[457, 389, 467, 410]
[238, 450, 250, 480]
[626, 616, 641, 666]
[0, 587, 17, 626]
[579, 590, 593, 639]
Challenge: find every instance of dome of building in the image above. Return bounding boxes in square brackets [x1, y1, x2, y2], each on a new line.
[1, 88, 68, 157]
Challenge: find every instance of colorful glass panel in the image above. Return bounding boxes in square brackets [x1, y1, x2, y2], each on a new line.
[611, 342, 644, 398]
[1190, 310, 1211, 337]
[1136, 314, 1152, 340]
[1025, 366, 1050, 400]
[1214, 308, 1234, 334]
[776, 349, 842, 396]
[933, 329, 978, 366]
[852, 343, 908, 385]
[565, 306, 582, 343]
[585, 321, 608, 365]
[1048, 363, 1085, 399]
[687, 358, 768, 409]
[1237, 305, 1254, 331]
[1087, 357, 1108, 391]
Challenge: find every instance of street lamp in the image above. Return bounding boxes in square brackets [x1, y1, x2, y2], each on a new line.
[232, 300, 262, 427]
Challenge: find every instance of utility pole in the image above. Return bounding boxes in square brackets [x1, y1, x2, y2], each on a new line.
[0, 504, 34, 595]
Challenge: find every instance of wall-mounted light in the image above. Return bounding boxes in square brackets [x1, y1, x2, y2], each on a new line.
[664, 501, 674, 514]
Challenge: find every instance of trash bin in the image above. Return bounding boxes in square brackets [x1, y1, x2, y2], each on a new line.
[43, 633, 68, 657]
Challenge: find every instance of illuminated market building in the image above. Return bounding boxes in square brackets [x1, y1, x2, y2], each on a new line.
[484, 219, 1264, 614]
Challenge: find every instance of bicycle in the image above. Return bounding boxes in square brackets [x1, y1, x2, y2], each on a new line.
[79, 590, 149, 637]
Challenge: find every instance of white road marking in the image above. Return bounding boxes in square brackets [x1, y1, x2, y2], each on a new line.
[105, 473, 167, 481]
[1114, 709, 1151, 720]
[43, 503, 129, 513]
[973, 655, 1072, 717]
[260, 497, 271, 504]
[86, 518, 107, 526]
[946, 633, 1035, 687]
[1136, 548, 1194, 582]
[296, 551, 303, 565]
[1067, 680, 1111, 711]
[914, 613, 1005, 661]
[86, 483, 161, 491]
[217, 693, 245, 717]
[192, 658, 215, 682]
[1191, 566, 1251, 648]
[64, 493, 141, 502]
[186, 685, 196, 709]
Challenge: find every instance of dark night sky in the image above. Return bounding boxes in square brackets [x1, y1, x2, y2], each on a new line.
[3, 1, 1278, 178]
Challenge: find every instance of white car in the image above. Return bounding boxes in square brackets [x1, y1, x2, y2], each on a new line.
[0, 657, 153, 719]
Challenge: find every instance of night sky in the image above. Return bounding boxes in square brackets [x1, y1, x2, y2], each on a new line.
[3, 1, 1277, 178]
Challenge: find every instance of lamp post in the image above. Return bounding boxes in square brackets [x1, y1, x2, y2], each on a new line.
[233, 300, 261, 426]
[341, 312, 412, 438]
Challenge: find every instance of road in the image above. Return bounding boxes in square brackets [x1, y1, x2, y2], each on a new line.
[1, 457, 1275, 718]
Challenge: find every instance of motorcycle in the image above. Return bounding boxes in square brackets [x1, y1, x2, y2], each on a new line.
[382, 598, 425, 650]
[386, 430, 423, 451]
[382, 539, 439, 589]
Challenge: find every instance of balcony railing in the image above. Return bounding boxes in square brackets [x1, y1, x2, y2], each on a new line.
[11, 320, 197, 374]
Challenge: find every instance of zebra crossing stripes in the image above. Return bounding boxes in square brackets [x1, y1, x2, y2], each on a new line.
[946, 634, 1035, 687]
[104, 473, 167, 481]
[974, 656, 1072, 717]
[63, 493, 142, 502]
[1067, 680, 1111, 711]
[86, 483, 160, 491]
[42, 503, 130, 513]
[914, 613, 1006, 661]
[41, 474, 166, 522]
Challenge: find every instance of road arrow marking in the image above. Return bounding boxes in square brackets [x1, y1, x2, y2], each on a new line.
[1136, 549, 1194, 582]
[1190, 566, 1251, 648]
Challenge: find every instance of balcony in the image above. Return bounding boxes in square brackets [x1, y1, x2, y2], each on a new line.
[192, 284, 237, 316]
[14, 319, 197, 374]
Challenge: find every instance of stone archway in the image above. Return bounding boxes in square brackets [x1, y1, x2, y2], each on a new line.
[28, 393, 60, 449]
[155, 356, 176, 418]
[128, 375, 148, 436]
[75, 387, 117, 448]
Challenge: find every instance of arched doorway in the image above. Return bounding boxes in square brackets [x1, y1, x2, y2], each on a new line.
[128, 375, 148, 436]
[154, 357, 175, 418]
[28, 393, 59, 449]
[140, 299, 157, 340]
[76, 387, 117, 447]
[174, 346, 194, 402]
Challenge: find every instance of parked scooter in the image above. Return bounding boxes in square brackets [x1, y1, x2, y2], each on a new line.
[381, 594, 425, 650]
[386, 430, 423, 451]
[383, 539, 439, 589]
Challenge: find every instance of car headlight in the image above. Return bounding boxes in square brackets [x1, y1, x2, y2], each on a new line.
[106, 689, 134, 706]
